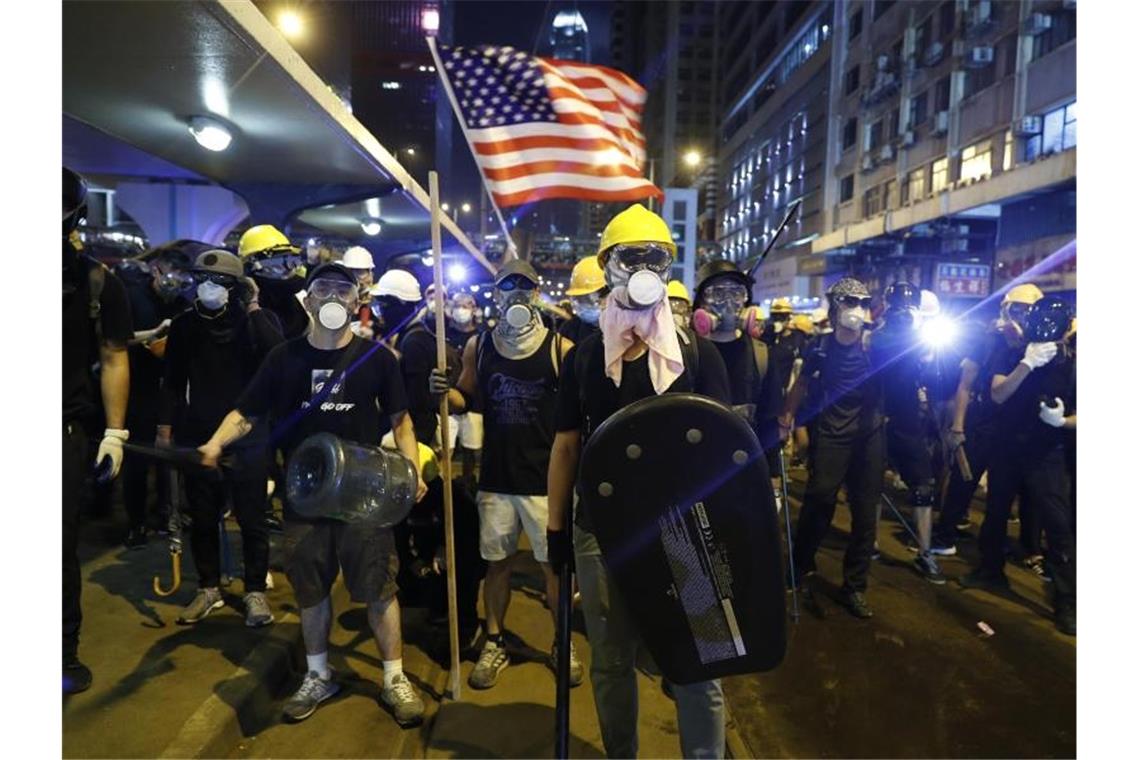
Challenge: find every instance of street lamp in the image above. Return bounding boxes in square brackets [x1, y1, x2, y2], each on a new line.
[683, 150, 703, 168]
[405, 147, 416, 157]
[277, 10, 303, 39]
[441, 202, 451, 212]
[461, 202, 472, 213]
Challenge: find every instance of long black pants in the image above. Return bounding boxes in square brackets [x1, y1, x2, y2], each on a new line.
[979, 446, 1075, 606]
[63, 422, 88, 659]
[793, 428, 884, 593]
[933, 414, 996, 546]
[184, 468, 270, 592]
[122, 401, 169, 530]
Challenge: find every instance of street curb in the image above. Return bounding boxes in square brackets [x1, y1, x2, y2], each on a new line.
[157, 611, 303, 759]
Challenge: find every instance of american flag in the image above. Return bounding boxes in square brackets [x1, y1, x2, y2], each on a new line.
[431, 42, 661, 208]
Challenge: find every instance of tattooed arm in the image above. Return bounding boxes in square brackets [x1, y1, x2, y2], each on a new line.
[198, 411, 254, 467]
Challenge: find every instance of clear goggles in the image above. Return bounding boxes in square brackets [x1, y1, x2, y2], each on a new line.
[703, 283, 748, 306]
[607, 243, 674, 275]
[250, 252, 304, 279]
[308, 278, 358, 302]
[496, 276, 536, 292]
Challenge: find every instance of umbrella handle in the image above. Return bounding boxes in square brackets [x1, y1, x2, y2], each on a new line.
[153, 551, 182, 597]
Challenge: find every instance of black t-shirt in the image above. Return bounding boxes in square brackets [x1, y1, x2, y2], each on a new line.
[869, 324, 925, 436]
[477, 330, 562, 495]
[557, 331, 730, 531]
[121, 271, 188, 417]
[558, 316, 598, 344]
[253, 275, 310, 340]
[236, 335, 408, 459]
[445, 324, 480, 354]
[712, 336, 783, 441]
[761, 327, 803, 393]
[988, 342, 1076, 458]
[161, 307, 284, 447]
[396, 324, 441, 445]
[800, 333, 882, 441]
[62, 246, 133, 423]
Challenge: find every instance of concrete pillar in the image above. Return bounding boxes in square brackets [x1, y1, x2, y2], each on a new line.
[114, 182, 249, 246]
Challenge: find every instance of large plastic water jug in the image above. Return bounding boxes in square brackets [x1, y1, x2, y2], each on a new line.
[286, 433, 417, 525]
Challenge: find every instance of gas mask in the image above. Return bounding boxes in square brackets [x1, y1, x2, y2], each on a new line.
[669, 298, 692, 331]
[196, 281, 230, 311]
[603, 243, 672, 311]
[997, 301, 1030, 341]
[693, 281, 750, 337]
[308, 277, 358, 332]
[493, 276, 539, 337]
[249, 251, 305, 281]
[156, 269, 195, 304]
[572, 292, 603, 326]
[832, 295, 872, 332]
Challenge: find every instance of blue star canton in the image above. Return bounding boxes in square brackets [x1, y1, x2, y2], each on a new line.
[441, 45, 557, 129]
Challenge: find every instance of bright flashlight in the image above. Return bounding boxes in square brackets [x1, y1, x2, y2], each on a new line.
[920, 315, 959, 349]
[448, 263, 467, 283]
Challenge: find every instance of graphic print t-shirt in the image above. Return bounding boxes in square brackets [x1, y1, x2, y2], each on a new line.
[236, 335, 408, 459]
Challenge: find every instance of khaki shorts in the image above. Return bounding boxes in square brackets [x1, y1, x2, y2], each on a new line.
[283, 518, 398, 608]
[477, 491, 550, 563]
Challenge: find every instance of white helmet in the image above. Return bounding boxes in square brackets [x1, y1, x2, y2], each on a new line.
[342, 245, 374, 271]
[810, 306, 829, 324]
[371, 268, 422, 302]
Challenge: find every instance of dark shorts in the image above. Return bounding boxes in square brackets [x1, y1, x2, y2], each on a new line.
[283, 518, 399, 608]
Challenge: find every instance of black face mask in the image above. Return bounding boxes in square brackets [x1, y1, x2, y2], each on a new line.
[885, 309, 917, 330]
[372, 296, 419, 335]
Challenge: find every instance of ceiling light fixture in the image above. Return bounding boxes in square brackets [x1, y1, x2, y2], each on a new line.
[360, 219, 382, 236]
[188, 116, 232, 152]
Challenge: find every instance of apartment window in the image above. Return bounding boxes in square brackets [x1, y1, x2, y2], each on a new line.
[888, 108, 900, 140]
[939, 1, 956, 40]
[906, 167, 926, 203]
[845, 65, 861, 95]
[999, 33, 1018, 77]
[916, 14, 934, 60]
[843, 117, 858, 150]
[935, 75, 951, 111]
[874, 1, 896, 21]
[868, 119, 884, 150]
[849, 7, 863, 40]
[1032, 8, 1077, 61]
[910, 91, 929, 126]
[840, 174, 855, 202]
[964, 58, 996, 99]
[960, 139, 993, 183]
[1025, 101, 1077, 160]
[931, 157, 949, 193]
[863, 184, 883, 217]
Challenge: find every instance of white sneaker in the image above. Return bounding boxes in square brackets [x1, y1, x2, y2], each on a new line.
[380, 673, 424, 726]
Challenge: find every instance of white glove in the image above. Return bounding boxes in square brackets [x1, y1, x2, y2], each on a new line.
[1021, 342, 1058, 370]
[1038, 397, 1066, 427]
[95, 428, 129, 479]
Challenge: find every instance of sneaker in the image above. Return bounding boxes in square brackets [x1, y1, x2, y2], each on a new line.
[1054, 602, 1076, 636]
[468, 639, 510, 689]
[63, 655, 93, 695]
[841, 590, 873, 619]
[380, 673, 425, 726]
[176, 587, 224, 624]
[930, 541, 958, 557]
[124, 526, 148, 550]
[1023, 555, 1050, 582]
[244, 592, 275, 627]
[958, 569, 1010, 592]
[955, 519, 973, 533]
[283, 670, 340, 722]
[914, 553, 947, 585]
[549, 640, 584, 687]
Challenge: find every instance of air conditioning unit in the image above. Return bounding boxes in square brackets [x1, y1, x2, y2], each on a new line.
[924, 41, 945, 67]
[967, 0, 993, 32]
[965, 46, 994, 68]
[861, 154, 876, 171]
[1014, 115, 1043, 136]
[1024, 13, 1053, 35]
[900, 130, 916, 147]
[932, 110, 950, 134]
[880, 144, 896, 161]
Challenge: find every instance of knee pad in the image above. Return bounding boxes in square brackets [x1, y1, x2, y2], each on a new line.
[911, 482, 935, 507]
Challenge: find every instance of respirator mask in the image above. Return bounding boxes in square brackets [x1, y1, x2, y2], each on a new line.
[494, 276, 539, 336]
[604, 243, 672, 310]
[834, 295, 872, 331]
[308, 277, 358, 331]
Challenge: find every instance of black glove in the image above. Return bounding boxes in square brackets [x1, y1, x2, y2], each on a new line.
[546, 528, 574, 575]
[429, 367, 452, 397]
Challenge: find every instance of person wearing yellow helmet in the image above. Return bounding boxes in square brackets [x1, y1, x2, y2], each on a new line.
[239, 225, 310, 339]
[667, 279, 692, 330]
[560, 256, 608, 342]
[547, 205, 732, 759]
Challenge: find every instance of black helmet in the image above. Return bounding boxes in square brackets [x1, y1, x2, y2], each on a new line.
[63, 167, 88, 236]
[1024, 296, 1073, 343]
[883, 281, 921, 311]
[695, 259, 753, 304]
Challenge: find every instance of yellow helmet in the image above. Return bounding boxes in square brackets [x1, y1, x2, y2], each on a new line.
[566, 256, 606, 296]
[790, 314, 815, 334]
[667, 280, 691, 303]
[238, 224, 295, 258]
[1002, 283, 1044, 306]
[770, 297, 793, 314]
[597, 204, 676, 265]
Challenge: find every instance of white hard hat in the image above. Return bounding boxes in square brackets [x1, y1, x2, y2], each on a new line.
[342, 245, 374, 271]
[919, 289, 941, 319]
[371, 268, 422, 302]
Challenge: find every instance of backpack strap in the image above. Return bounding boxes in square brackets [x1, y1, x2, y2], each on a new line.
[676, 327, 699, 386]
[750, 337, 769, 389]
[87, 256, 107, 347]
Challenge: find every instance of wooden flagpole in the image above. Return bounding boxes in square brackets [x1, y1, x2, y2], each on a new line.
[429, 171, 462, 700]
[426, 36, 518, 261]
